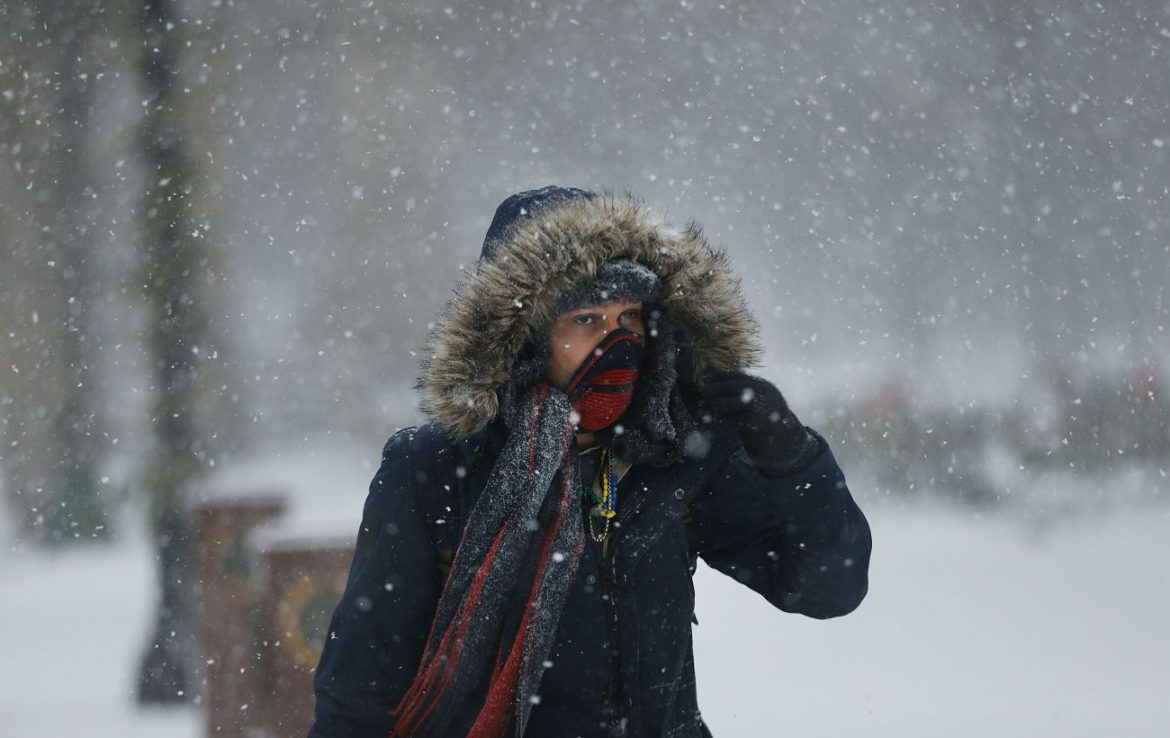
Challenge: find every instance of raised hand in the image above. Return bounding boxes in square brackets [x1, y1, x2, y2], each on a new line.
[698, 371, 815, 474]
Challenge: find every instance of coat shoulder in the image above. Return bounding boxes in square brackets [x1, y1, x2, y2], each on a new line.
[379, 420, 456, 462]
[372, 419, 500, 527]
[363, 422, 457, 523]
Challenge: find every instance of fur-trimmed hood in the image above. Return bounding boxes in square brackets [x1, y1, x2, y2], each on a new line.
[418, 192, 761, 439]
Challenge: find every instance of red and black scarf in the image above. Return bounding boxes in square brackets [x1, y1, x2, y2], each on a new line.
[392, 330, 645, 736]
[391, 384, 583, 737]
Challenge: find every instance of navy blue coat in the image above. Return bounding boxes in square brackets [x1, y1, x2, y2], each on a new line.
[310, 418, 871, 737]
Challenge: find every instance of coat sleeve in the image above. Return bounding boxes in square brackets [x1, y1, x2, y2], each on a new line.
[309, 429, 442, 738]
[687, 428, 871, 619]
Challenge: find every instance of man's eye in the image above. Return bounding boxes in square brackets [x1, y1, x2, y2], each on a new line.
[622, 311, 642, 321]
[574, 315, 594, 325]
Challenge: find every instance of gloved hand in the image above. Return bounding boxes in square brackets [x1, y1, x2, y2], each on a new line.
[698, 370, 818, 475]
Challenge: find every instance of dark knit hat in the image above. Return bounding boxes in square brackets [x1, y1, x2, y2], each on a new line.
[553, 259, 661, 315]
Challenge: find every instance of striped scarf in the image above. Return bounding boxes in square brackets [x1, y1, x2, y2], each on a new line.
[391, 384, 584, 737]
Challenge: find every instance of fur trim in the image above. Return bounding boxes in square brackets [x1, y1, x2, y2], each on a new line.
[418, 193, 762, 439]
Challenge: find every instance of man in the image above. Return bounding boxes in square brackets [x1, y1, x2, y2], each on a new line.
[310, 186, 871, 737]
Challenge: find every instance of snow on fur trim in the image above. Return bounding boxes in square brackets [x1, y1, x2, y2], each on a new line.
[417, 192, 762, 439]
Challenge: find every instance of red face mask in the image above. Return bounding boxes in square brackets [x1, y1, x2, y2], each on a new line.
[564, 328, 646, 431]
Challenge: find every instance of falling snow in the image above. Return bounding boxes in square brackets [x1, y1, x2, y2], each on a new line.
[1, 0, 1167, 734]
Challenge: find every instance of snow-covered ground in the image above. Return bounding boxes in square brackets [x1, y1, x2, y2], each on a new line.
[694, 502, 1170, 737]
[1, 515, 200, 738]
[3, 500, 1168, 737]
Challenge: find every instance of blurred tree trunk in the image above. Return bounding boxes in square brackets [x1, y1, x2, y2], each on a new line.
[133, 0, 208, 705]
[0, 2, 110, 544]
[44, 4, 111, 543]
[0, 5, 56, 538]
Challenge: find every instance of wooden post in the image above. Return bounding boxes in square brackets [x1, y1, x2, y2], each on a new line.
[192, 494, 286, 738]
[257, 536, 354, 738]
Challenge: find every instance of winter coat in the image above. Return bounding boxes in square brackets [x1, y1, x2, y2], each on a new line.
[310, 417, 869, 737]
[309, 190, 872, 737]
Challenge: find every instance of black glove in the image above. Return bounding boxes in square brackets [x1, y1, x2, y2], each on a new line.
[698, 370, 818, 475]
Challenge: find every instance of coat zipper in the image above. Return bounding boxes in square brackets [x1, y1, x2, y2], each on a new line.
[597, 465, 662, 735]
[598, 538, 625, 732]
